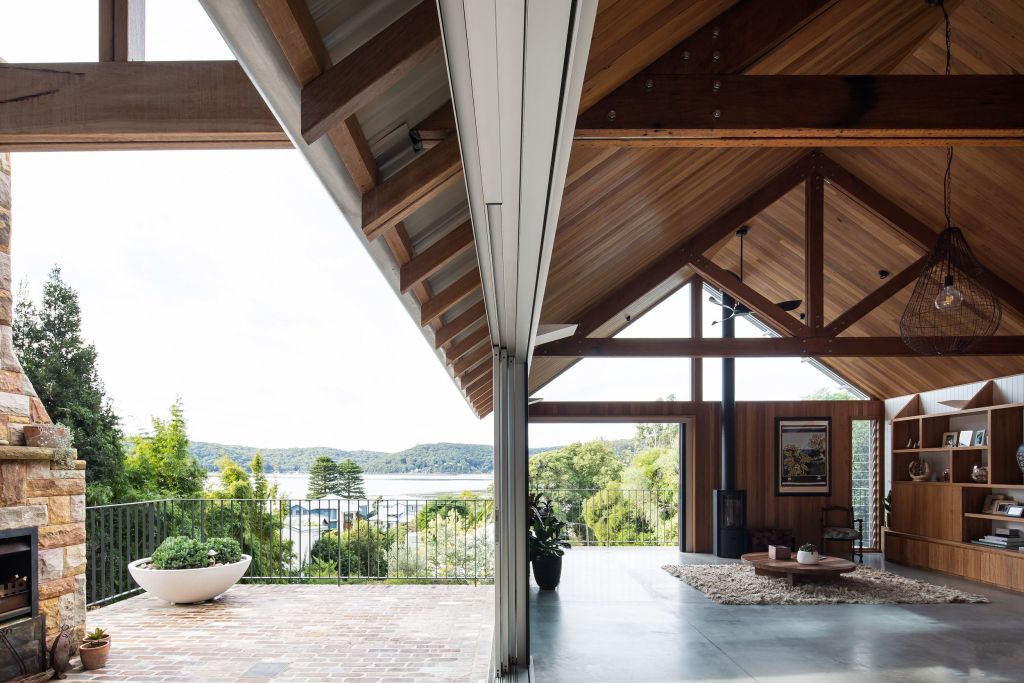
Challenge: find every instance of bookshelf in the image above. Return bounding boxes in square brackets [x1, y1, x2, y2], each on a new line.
[885, 386, 1024, 593]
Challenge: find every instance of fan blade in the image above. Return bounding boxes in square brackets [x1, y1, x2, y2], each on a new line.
[776, 299, 802, 312]
[733, 303, 751, 316]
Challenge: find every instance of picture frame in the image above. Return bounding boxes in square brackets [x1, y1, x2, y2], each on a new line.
[941, 431, 958, 448]
[973, 429, 987, 446]
[1006, 505, 1024, 518]
[775, 418, 831, 496]
[995, 501, 1015, 515]
[958, 430, 974, 447]
[982, 494, 1007, 513]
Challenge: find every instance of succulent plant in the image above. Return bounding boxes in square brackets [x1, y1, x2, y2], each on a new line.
[799, 543, 817, 553]
[85, 627, 109, 641]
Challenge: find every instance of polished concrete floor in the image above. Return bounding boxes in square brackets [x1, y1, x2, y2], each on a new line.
[529, 547, 1024, 682]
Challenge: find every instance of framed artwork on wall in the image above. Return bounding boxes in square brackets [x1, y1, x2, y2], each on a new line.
[775, 418, 831, 496]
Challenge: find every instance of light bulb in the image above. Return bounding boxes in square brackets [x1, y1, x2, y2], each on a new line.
[934, 274, 962, 310]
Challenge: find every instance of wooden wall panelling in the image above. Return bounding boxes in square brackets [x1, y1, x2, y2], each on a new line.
[885, 531, 1024, 592]
[889, 482, 963, 542]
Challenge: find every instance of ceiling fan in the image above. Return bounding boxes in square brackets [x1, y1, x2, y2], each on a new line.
[708, 226, 802, 326]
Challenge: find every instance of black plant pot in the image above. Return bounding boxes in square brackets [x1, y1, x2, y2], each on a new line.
[532, 555, 563, 590]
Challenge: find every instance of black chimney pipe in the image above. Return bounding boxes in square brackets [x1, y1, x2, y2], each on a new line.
[714, 290, 746, 558]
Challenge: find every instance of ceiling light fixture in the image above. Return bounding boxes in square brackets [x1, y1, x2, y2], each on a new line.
[899, 0, 1001, 354]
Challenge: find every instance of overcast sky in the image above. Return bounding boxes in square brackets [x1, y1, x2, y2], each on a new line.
[0, 1, 846, 453]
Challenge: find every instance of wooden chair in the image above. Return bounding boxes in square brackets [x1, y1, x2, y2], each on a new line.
[821, 506, 863, 562]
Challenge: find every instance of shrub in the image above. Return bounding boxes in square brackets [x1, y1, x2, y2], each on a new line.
[151, 536, 208, 569]
[206, 537, 242, 564]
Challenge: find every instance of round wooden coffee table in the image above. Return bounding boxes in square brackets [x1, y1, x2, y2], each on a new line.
[741, 552, 857, 586]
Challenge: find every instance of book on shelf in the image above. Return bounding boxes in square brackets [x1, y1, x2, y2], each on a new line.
[994, 528, 1022, 537]
[971, 540, 1021, 549]
[974, 536, 1024, 547]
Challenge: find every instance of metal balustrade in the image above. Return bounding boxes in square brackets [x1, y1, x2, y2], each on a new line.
[85, 490, 677, 606]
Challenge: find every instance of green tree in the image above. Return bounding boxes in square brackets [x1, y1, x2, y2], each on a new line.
[307, 455, 340, 498]
[251, 452, 269, 499]
[802, 387, 857, 400]
[13, 268, 125, 504]
[529, 441, 624, 529]
[309, 520, 389, 577]
[337, 459, 366, 499]
[124, 399, 206, 499]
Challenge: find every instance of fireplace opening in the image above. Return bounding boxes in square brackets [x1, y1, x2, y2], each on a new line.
[0, 528, 38, 625]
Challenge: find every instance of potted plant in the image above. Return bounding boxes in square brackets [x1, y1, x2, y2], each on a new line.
[128, 536, 251, 604]
[796, 543, 819, 565]
[78, 628, 111, 671]
[529, 499, 570, 590]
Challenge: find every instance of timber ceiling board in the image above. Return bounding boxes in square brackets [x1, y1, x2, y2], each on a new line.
[708, 184, 807, 325]
[581, 0, 737, 110]
[824, 355, 1024, 399]
[542, 147, 805, 326]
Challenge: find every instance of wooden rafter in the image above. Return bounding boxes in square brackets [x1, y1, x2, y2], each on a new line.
[535, 336, 1024, 358]
[411, 102, 456, 150]
[823, 256, 927, 337]
[423, 270, 481, 328]
[572, 153, 815, 337]
[690, 256, 806, 337]
[446, 325, 490, 364]
[399, 221, 473, 294]
[576, 75, 1024, 147]
[820, 155, 1024, 319]
[435, 301, 486, 348]
[453, 343, 490, 376]
[0, 62, 287, 151]
[362, 136, 464, 240]
[99, 0, 145, 62]
[300, 0, 443, 144]
[459, 359, 491, 390]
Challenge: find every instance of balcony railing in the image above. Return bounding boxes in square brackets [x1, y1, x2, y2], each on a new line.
[85, 490, 677, 606]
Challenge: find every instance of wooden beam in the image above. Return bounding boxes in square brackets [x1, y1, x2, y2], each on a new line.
[576, 76, 1024, 147]
[464, 372, 492, 399]
[820, 155, 1024, 319]
[535, 336, 1024, 358]
[411, 102, 455, 150]
[691, 255, 807, 337]
[254, 0, 379, 192]
[823, 256, 927, 337]
[459, 358, 491, 390]
[530, 401, 709, 423]
[573, 153, 815, 337]
[469, 381, 492, 405]
[434, 300, 486, 348]
[99, 0, 145, 62]
[690, 276, 703, 402]
[0, 62, 288, 151]
[805, 170, 825, 334]
[453, 342, 490, 376]
[423, 270, 481, 328]
[445, 325, 490, 363]
[400, 221, 474, 294]
[300, 0, 442, 143]
[362, 136, 463, 240]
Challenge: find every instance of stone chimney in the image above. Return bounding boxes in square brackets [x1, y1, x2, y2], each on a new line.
[0, 152, 87, 648]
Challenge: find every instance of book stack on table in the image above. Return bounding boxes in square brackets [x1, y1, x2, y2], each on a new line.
[971, 528, 1023, 550]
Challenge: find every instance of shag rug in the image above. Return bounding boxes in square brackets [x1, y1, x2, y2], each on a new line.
[661, 563, 989, 605]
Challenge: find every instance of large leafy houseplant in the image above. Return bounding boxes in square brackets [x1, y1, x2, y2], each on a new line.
[528, 495, 570, 590]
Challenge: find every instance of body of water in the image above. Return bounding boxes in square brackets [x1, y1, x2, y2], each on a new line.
[207, 472, 493, 499]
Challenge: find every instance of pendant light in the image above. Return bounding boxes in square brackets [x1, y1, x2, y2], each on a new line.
[899, 1, 1001, 354]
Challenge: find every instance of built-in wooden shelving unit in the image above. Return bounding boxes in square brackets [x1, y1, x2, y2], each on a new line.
[884, 382, 1024, 593]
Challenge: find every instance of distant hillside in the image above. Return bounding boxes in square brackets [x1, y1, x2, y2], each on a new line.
[189, 441, 577, 474]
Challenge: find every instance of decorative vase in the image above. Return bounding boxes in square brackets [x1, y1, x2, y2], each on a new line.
[908, 459, 931, 482]
[78, 639, 110, 670]
[796, 550, 819, 565]
[531, 555, 563, 590]
[971, 465, 988, 483]
[1016, 444, 1024, 480]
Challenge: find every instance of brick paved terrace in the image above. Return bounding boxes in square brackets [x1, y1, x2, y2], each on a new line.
[65, 584, 493, 682]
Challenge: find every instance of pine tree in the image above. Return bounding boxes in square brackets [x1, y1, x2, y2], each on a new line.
[337, 459, 366, 499]
[251, 452, 270, 500]
[307, 456, 340, 499]
[13, 268, 125, 503]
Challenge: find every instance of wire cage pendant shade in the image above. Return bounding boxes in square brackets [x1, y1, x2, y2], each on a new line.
[899, 226, 1001, 354]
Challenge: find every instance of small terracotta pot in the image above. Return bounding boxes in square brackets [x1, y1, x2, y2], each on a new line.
[79, 640, 110, 670]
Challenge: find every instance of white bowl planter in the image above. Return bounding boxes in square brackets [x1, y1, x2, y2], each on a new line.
[796, 550, 820, 565]
[128, 555, 251, 604]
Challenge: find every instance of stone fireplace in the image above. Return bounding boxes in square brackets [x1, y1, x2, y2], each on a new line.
[0, 151, 87, 650]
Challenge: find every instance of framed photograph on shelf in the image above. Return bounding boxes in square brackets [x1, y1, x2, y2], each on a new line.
[995, 501, 1015, 515]
[982, 494, 1007, 513]
[941, 431, 958, 448]
[1006, 505, 1024, 518]
[775, 418, 831, 496]
[973, 429, 987, 446]
[958, 430, 974, 447]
